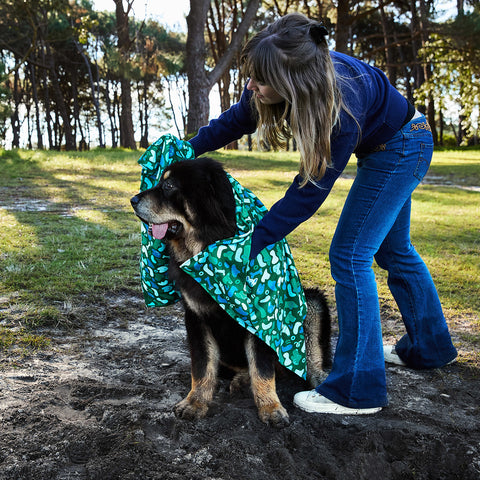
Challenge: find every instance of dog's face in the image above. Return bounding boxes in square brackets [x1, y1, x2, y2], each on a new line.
[131, 157, 237, 261]
[131, 167, 193, 241]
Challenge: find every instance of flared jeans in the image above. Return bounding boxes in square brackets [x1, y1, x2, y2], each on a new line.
[317, 114, 457, 409]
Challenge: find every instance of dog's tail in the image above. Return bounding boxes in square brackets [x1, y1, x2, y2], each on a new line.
[303, 287, 332, 388]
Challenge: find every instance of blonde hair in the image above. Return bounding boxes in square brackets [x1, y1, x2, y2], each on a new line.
[241, 13, 349, 186]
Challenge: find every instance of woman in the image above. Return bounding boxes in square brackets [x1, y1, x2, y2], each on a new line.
[188, 13, 457, 414]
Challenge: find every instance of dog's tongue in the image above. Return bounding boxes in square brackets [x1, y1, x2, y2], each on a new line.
[151, 223, 169, 239]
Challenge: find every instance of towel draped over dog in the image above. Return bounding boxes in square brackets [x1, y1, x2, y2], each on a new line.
[137, 134, 308, 379]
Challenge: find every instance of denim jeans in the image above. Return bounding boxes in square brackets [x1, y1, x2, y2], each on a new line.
[316, 114, 457, 409]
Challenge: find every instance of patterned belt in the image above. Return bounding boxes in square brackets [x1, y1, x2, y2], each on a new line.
[366, 111, 431, 153]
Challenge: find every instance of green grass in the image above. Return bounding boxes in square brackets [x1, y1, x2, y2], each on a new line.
[212, 149, 480, 343]
[0, 325, 50, 352]
[0, 147, 479, 356]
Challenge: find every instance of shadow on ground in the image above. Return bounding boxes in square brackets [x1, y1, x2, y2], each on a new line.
[0, 292, 479, 480]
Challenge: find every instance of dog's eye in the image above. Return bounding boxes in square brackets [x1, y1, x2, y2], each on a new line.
[162, 179, 175, 193]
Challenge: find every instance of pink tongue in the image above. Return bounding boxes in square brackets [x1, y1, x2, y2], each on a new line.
[151, 223, 169, 239]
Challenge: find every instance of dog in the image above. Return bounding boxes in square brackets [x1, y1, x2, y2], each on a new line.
[131, 157, 331, 427]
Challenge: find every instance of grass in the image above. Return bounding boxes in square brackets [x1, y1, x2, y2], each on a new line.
[0, 325, 50, 353]
[212, 150, 480, 310]
[0, 146, 479, 357]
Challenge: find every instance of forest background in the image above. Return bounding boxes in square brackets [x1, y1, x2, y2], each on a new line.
[0, 0, 479, 152]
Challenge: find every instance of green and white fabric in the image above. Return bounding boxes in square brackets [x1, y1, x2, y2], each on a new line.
[137, 134, 308, 379]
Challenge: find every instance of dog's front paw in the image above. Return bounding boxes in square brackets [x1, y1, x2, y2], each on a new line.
[173, 397, 209, 420]
[258, 404, 290, 428]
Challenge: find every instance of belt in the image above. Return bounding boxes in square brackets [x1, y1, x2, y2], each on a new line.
[358, 104, 425, 155]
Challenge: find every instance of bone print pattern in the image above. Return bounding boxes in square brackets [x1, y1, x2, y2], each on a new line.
[136, 134, 308, 379]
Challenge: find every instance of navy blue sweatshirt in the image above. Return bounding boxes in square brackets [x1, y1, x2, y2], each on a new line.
[189, 51, 410, 257]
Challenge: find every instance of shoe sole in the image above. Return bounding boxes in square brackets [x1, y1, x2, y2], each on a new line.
[293, 398, 382, 415]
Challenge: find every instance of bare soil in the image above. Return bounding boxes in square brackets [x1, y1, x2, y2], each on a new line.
[1, 290, 479, 480]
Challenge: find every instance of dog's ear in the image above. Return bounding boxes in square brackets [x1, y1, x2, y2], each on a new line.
[204, 170, 231, 223]
[202, 167, 236, 233]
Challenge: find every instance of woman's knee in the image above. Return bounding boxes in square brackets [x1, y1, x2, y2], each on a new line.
[375, 241, 418, 271]
[329, 243, 372, 282]
[329, 243, 347, 278]
[374, 248, 391, 270]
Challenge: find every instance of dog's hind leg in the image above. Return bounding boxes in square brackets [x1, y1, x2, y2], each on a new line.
[245, 335, 289, 428]
[304, 288, 332, 388]
[174, 313, 220, 420]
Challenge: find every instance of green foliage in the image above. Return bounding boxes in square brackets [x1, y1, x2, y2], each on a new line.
[0, 325, 50, 353]
[0, 0, 187, 148]
[416, 9, 480, 144]
[0, 63, 11, 139]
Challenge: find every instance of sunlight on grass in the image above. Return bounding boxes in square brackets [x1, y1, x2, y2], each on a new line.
[0, 210, 39, 253]
[0, 325, 50, 353]
[0, 148, 478, 358]
[213, 149, 480, 320]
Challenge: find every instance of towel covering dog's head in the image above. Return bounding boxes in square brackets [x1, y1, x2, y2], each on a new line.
[136, 134, 308, 378]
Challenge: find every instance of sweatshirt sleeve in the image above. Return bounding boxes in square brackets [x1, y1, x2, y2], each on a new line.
[250, 129, 357, 259]
[189, 84, 257, 157]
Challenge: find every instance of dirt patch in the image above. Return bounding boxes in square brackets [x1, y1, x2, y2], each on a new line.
[1, 291, 479, 480]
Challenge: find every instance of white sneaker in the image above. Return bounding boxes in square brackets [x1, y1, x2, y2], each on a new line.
[383, 344, 407, 366]
[383, 344, 457, 367]
[293, 390, 382, 415]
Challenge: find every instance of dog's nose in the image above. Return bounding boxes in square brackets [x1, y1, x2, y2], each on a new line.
[130, 195, 140, 208]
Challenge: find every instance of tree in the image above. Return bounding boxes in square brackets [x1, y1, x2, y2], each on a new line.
[71, 2, 105, 148]
[416, 8, 480, 145]
[185, 0, 261, 135]
[0, 63, 12, 143]
[133, 19, 185, 147]
[114, 0, 136, 149]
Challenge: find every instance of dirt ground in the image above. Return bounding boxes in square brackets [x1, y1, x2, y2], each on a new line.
[0, 290, 479, 480]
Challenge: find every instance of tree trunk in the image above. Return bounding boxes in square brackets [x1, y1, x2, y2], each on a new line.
[392, 30, 413, 104]
[40, 43, 53, 149]
[45, 42, 75, 150]
[186, 0, 260, 135]
[379, 2, 396, 82]
[71, 74, 86, 148]
[335, 0, 351, 53]
[439, 109, 444, 145]
[418, 0, 437, 144]
[114, 0, 136, 149]
[119, 77, 136, 148]
[75, 38, 104, 148]
[186, 0, 210, 134]
[10, 65, 21, 148]
[410, 0, 424, 93]
[104, 77, 117, 147]
[138, 79, 150, 148]
[29, 62, 43, 149]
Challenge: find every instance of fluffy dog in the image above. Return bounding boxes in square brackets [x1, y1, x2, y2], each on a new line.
[131, 157, 331, 427]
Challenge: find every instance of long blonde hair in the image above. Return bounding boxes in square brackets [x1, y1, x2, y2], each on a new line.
[241, 13, 347, 186]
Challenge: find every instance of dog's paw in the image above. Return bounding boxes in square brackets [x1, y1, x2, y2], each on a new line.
[173, 398, 209, 420]
[258, 404, 290, 428]
[229, 372, 251, 396]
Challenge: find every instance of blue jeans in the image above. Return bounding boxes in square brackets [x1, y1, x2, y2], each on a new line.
[316, 115, 457, 409]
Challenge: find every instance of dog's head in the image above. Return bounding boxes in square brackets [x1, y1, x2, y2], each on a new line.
[131, 157, 237, 259]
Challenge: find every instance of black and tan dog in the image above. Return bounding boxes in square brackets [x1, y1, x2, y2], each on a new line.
[131, 157, 331, 427]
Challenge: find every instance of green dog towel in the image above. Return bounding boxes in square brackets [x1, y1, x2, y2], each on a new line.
[137, 134, 308, 379]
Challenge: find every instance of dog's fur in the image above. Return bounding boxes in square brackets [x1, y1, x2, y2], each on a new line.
[131, 157, 331, 427]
